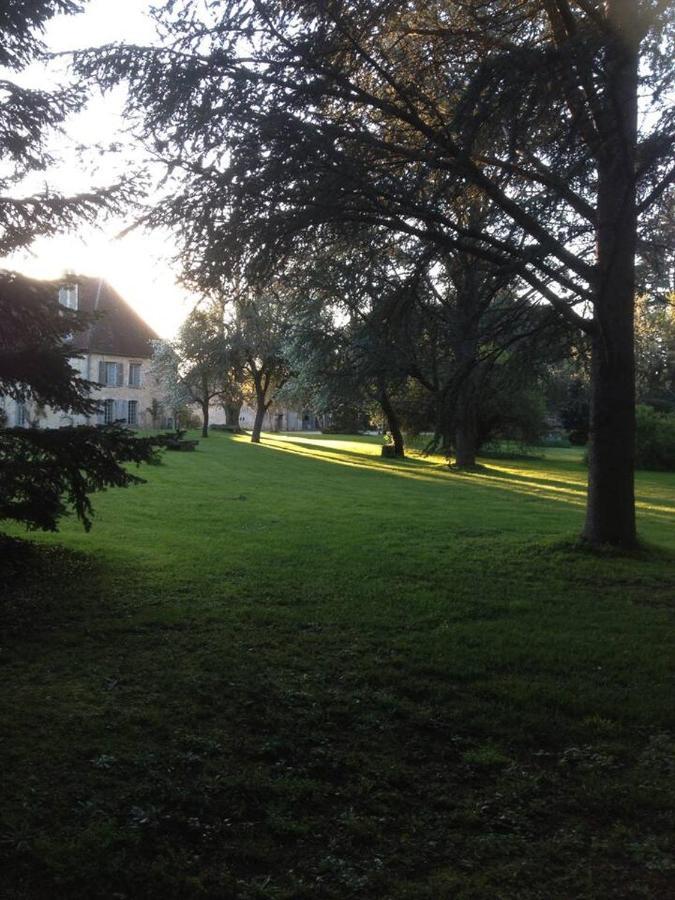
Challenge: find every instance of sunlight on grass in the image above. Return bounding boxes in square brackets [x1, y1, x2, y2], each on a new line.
[240, 432, 675, 524]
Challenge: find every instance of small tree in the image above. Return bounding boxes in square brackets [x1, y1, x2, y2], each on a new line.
[231, 290, 292, 443]
[146, 397, 163, 429]
[150, 341, 193, 432]
[151, 306, 243, 437]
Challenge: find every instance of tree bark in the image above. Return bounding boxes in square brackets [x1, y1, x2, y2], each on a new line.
[582, 3, 638, 548]
[452, 278, 481, 469]
[454, 376, 479, 468]
[379, 387, 404, 457]
[201, 400, 209, 437]
[225, 401, 242, 428]
[251, 400, 266, 443]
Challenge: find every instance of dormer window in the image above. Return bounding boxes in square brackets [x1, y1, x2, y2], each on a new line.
[59, 284, 78, 310]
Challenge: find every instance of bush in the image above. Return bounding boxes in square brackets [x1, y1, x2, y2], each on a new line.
[635, 405, 675, 471]
[321, 400, 368, 434]
[477, 386, 549, 448]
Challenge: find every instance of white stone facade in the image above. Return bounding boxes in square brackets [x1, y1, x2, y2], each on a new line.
[2, 353, 163, 430]
[209, 403, 322, 432]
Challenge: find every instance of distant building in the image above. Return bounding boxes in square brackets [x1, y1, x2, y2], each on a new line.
[2, 274, 162, 429]
[2, 272, 321, 433]
[214, 405, 322, 432]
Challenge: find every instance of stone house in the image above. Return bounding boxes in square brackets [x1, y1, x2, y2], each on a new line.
[3, 275, 162, 429]
[215, 405, 322, 432]
[3, 272, 320, 433]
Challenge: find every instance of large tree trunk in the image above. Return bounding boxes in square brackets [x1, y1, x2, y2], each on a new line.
[225, 401, 242, 429]
[582, 3, 638, 548]
[454, 376, 479, 468]
[452, 283, 480, 469]
[251, 401, 266, 444]
[379, 387, 404, 457]
[201, 400, 209, 438]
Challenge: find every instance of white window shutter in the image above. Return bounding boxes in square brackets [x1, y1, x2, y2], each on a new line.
[116, 363, 124, 386]
[98, 361, 105, 384]
[115, 399, 126, 422]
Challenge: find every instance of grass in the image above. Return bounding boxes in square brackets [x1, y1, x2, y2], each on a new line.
[1, 432, 674, 899]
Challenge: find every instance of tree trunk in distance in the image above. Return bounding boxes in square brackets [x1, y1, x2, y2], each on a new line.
[201, 400, 209, 437]
[582, 3, 638, 548]
[453, 365, 479, 468]
[379, 388, 405, 457]
[226, 401, 242, 428]
[452, 293, 480, 469]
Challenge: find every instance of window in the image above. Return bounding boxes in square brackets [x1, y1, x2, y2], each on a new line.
[128, 400, 138, 426]
[16, 403, 27, 426]
[59, 284, 78, 310]
[99, 361, 124, 386]
[103, 399, 115, 425]
[129, 362, 141, 387]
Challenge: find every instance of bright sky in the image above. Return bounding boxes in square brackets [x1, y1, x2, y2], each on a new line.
[0, 0, 194, 338]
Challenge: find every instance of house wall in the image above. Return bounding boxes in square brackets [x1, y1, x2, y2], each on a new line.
[1, 345, 324, 434]
[208, 403, 321, 432]
[87, 353, 161, 428]
[2, 353, 162, 430]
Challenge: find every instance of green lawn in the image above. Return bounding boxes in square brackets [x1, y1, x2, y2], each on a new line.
[1, 433, 674, 899]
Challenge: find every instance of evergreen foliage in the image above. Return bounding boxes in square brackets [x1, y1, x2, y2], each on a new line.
[0, 271, 98, 412]
[0, 2, 163, 534]
[0, 273, 166, 532]
[0, 423, 163, 531]
[0, 0, 128, 255]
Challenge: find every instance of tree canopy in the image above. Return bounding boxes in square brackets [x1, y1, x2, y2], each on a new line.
[73, 0, 675, 546]
[0, 3, 164, 534]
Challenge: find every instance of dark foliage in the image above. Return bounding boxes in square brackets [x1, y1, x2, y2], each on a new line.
[0, 3, 165, 534]
[0, 279, 168, 531]
[0, 271, 99, 413]
[0, 1, 129, 256]
[635, 404, 675, 471]
[0, 424, 165, 531]
[560, 379, 591, 445]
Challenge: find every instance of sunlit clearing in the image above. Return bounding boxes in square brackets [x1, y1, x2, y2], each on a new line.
[236, 433, 675, 522]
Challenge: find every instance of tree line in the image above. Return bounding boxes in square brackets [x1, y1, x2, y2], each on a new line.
[1, 0, 673, 547]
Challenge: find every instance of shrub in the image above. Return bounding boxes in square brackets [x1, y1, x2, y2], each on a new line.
[635, 405, 675, 471]
[477, 386, 549, 448]
[321, 400, 368, 434]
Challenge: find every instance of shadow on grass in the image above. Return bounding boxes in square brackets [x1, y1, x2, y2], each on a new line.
[0, 536, 102, 637]
[235, 433, 674, 523]
[3, 527, 675, 899]
[241, 433, 588, 507]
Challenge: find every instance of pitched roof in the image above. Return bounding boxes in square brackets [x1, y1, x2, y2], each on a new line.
[69, 276, 159, 359]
